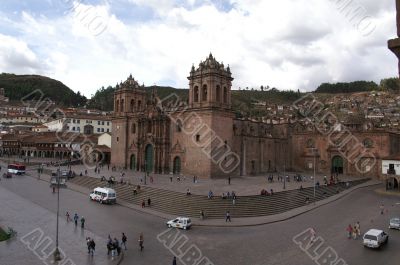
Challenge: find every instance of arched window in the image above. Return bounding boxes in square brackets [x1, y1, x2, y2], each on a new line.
[194, 86, 199, 102]
[120, 99, 124, 112]
[223, 87, 228, 103]
[216, 85, 221, 102]
[202, 85, 207, 102]
[138, 100, 142, 110]
[130, 99, 135, 112]
[176, 119, 182, 132]
[116, 100, 120, 113]
[132, 123, 136, 134]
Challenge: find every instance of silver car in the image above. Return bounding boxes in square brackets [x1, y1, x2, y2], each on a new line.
[389, 217, 400, 230]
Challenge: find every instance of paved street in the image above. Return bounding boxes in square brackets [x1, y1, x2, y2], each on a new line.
[1, 169, 400, 265]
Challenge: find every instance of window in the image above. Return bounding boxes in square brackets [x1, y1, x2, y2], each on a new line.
[77, 120, 80, 124]
[202, 85, 207, 102]
[138, 100, 141, 110]
[130, 99, 135, 112]
[216, 85, 221, 102]
[116, 100, 120, 112]
[98, 121, 100, 125]
[107, 122, 110, 126]
[97, 128, 100, 132]
[223, 87, 228, 103]
[107, 129, 110, 132]
[77, 127, 80, 131]
[121, 99, 125, 112]
[101, 128, 104, 132]
[132, 123, 136, 134]
[194, 86, 199, 102]
[73, 119, 76, 123]
[196, 134, 200, 142]
[72, 127, 75, 131]
[102, 121, 105, 125]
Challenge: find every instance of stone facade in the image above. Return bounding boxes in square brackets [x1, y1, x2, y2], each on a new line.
[111, 54, 289, 178]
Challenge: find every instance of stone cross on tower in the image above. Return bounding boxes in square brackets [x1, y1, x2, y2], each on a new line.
[389, 0, 400, 76]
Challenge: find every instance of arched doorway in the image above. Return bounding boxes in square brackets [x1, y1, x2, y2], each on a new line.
[332, 156, 344, 174]
[173, 156, 181, 174]
[130, 154, 136, 171]
[144, 144, 154, 173]
[387, 177, 399, 190]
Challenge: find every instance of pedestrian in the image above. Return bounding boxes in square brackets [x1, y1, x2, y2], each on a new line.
[141, 200, 145, 208]
[52, 186, 55, 193]
[122, 233, 127, 250]
[352, 225, 357, 239]
[66, 211, 71, 222]
[147, 198, 151, 207]
[90, 239, 96, 256]
[228, 176, 231, 185]
[172, 256, 177, 265]
[73, 213, 79, 226]
[81, 216, 85, 229]
[356, 221, 361, 237]
[86, 237, 91, 254]
[380, 204, 385, 215]
[138, 233, 144, 251]
[232, 197, 235, 206]
[225, 211, 231, 222]
[107, 235, 112, 255]
[346, 224, 353, 239]
[114, 238, 121, 256]
[200, 210, 205, 220]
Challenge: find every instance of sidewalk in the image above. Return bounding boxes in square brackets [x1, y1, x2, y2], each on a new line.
[17, 160, 382, 227]
[41, 162, 360, 196]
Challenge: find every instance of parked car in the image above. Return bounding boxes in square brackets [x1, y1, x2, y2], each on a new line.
[363, 229, 388, 248]
[166, 217, 192, 230]
[389, 217, 400, 230]
[89, 187, 117, 204]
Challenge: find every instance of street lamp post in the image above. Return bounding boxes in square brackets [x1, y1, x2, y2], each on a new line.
[313, 148, 316, 204]
[53, 167, 61, 261]
[283, 163, 286, 190]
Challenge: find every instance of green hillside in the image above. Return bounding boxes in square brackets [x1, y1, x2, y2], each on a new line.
[0, 73, 87, 106]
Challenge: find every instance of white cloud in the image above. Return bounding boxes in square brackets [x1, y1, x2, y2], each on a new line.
[0, 0, 398, 97]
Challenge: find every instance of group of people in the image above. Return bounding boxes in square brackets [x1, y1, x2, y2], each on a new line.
[260, 188, 274, 196]
[86, 237, 96, 256]
[66, 212, 86, 228]
[346, 222, 361, 239]
[141, 198, 151, 208]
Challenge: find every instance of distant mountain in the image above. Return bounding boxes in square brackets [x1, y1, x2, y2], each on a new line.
[0, 73, 87, 106]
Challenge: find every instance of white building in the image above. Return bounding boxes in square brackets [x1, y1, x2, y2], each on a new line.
[43, 114, 112, 134]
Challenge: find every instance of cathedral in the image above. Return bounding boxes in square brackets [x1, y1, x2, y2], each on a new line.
[111, 54, 399, 179]
[111, 54, 289, 178]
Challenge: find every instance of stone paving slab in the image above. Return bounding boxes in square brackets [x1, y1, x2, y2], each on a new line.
[0, 185, 122, 265]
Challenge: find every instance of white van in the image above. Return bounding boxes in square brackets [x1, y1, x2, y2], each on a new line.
[89, 187, 117, 204]
[167, 217, 192, 230]
[363, 229, 388, 248]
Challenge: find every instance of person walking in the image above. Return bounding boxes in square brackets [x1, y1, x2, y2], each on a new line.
[380, 204, 385, 215]
[73, 213, 79, 226]
[114, 238, 121, 256]
[141, 200, 145, 208]
[172, 256, 177, 265]
[90, 238, 96, 256]
[225, 211, 231, 222]
[66, 211, 71, 222]
[107, 235, 112, 255]
[81, 216, 86, 229]
[138, 233, 144, 251]
[86, 237, 91, 254]
[147, 198, 151, 207]
[121, 233, 127, 250]
[356, 221, 361, 237]
[352, 225, 357, 239]
[346, 224, 353, 239]
[228, 176, 231, 185]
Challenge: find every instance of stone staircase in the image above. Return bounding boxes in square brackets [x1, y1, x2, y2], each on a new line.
[68, 176, 369, 219]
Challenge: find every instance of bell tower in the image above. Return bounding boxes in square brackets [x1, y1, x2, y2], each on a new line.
[111, 75, 146, 168]
[188, 53, 233, 109]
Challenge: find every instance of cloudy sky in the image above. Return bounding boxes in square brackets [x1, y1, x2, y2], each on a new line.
[0, 0, 398, 97]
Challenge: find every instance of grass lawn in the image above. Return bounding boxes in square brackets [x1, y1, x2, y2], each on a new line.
[0, 227, 10, 241]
